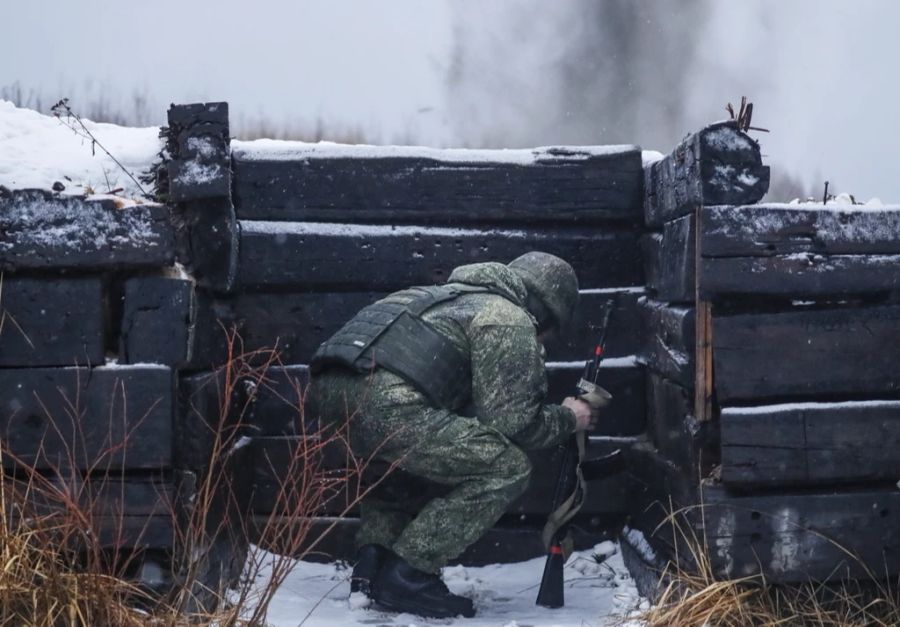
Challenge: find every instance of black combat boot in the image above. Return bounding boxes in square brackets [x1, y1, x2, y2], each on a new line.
[351, 544, 388, 597]
[372, 553, 476, 618]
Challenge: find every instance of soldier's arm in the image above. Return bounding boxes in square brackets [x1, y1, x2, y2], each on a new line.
[469, 313, 576, 450]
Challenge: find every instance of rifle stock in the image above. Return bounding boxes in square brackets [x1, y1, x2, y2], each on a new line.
[535, 436, 580, 608]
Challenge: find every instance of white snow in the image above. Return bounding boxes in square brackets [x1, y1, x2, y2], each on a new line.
[232, 138, 637, 165]
[722, 399, 900, 416]
[703, 126, 753, 152]
[240, 220, 529, 239]
[172, 160, 223, 186]
[246, 546, 645, 626]
[622, 527, 658, 565]
[641, 150, 664, 167]
[0, 100, 162, 198]
[546, 356, 639, 369]
[579, 287, 646, 295]
[0, 194, 165, 255]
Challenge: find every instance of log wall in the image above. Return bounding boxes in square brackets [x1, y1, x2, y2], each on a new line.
[632, 122, 900, 591]
[5, 102, 898, 591]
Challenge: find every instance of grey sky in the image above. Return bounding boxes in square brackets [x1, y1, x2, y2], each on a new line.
[2, 0, 899, 200]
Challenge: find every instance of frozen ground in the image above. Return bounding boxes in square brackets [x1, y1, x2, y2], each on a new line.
[247, 544, 646, 627]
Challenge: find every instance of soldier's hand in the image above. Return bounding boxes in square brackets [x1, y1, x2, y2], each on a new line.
[563, 396, 595, 432]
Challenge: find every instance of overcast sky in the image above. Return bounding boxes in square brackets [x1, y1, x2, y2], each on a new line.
[2, 0, 899, 200]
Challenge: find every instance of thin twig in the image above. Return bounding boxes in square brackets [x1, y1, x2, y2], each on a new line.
[51, 98, 149, 197]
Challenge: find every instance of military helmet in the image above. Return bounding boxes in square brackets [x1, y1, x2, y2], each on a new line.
[508, 251, 579, 332]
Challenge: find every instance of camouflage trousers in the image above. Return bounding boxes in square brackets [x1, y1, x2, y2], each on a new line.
[308, 369, 531, 573]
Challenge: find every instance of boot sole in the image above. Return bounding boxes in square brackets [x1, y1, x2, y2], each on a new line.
[373, 588, 475, 619]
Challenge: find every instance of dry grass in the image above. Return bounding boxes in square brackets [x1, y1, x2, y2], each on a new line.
[635, 504, 900, 627]
[0, 314, 385, 625]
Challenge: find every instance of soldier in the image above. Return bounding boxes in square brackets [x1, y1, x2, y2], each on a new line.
[307, 252, 596, 619]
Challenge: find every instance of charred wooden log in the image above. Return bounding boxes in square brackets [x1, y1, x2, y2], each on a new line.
[231, 144, 643, 224]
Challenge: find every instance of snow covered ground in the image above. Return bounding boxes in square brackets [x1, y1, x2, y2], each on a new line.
[247, 544, 646, 627]
[0, 100, 161, 198]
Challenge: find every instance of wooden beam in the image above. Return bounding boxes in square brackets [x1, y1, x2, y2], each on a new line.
[643, 122, 769, 227]
[699, 484, 900, 582]
[0, 366, 174, 470]
[646, 373, 718, 479]
[120, 277, 195, 368]
[638, 299, 695, 388]
[231, 144, 644, 224]
[713, 304, 900, 402]
[0, 190, 174, 271]
[236, 221, 644, 291]
[720, 400, 900, 487]
[700, 253, 900, 298]
[643, 214, 695, 303]
[0, 277, 104, 367]
[702, 204, 900, 257]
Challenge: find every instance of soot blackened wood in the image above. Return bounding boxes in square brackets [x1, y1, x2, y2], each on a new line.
[639, 300, 695, 388]
[166, 102, 231, 202]
[544, 288, 644, 361]
[6, 476, 175, 549]
[0, 277, 104, 366]
[625, 444, 699, 566]
[120, 277, 195, 367]
[702, 204, 900, 257]
[249, 436, 356, 516]
[713, 305, 900, 402]
[0, 190, 174, 270]
[0, 366, 173, 470]
[165, 104, 237, 292]
[178, 198, 239, 293]
[700, 253, 900, 298]
[246, 365, 311, 436]
[192, 292, 383, 367]
[641, 233, 663, 297]
[176, 369, 245, 470]
[236, 222, 643, 291]
[646, 373, 717, 478]
[642, 215, 696, 304]
[720, 400, 900, 487]
[699, 485, 900, 582]
[546, 362, 646, 436]
[644, 122, 769, 227]
[231, 146, 643, 223]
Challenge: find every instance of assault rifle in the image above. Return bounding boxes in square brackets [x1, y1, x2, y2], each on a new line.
[536, 302, 626, 609]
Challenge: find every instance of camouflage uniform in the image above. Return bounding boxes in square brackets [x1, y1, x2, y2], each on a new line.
[308, 262, 576, 573]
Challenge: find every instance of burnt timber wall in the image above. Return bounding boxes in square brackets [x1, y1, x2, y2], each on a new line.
[630, 122, 900, 590]
[4, 101, 899, 585]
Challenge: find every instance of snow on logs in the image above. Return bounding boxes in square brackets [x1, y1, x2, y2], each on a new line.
[0, 189, 174, 270]
[643, 121, 770, 227]
[645, 204, 900, 300]
[720, 400, 900, 487]
[231, 141, 644, 224]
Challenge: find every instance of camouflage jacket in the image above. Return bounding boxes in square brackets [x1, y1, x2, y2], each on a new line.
[379, 262, 576, 450]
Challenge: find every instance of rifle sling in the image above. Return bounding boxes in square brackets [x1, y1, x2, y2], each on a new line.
[540, 431, 588, 557]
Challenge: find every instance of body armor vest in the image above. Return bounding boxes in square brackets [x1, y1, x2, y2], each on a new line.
[310, 284, 499, 409]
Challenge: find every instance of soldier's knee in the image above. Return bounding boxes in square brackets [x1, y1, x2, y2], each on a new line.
[498, 445, 531, 495]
